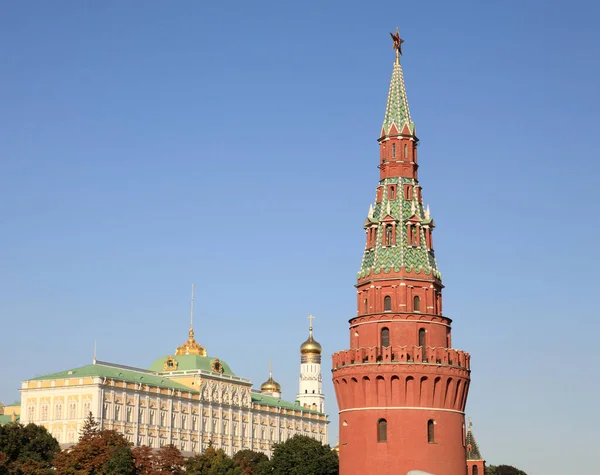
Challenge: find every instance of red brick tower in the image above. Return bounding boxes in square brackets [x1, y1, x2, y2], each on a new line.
[332, 32, 472, 475]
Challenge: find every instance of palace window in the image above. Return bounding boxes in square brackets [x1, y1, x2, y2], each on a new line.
[55, 403, 62, 420]
[414, 296, 421, 312]
[377, 419, 387, 442]
[68, 403, 76, 419]
[115, 406, 120, 422]
[427, 419, 435, 443]
[381, 327, 390, 347]
[83, 401, 91, 415]
[392, 143, 396, 158]
[384, 296, 392, 312]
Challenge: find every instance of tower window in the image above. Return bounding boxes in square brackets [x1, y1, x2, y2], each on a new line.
[377, 418, 387, 442]
[392, 143, 396, 158]
[473, 467, 479, 475]
[411, 225, 419, 246]
[364, 298, 368, 314]
[419, 328, 427, 362]
[388, 185, 396, 200]
[384, 296, 391, 312]
[381, 327, 390, 347]
[414, 296, 421, 312]
[385, 226, 393, 246]
[404, 143, 408, 158]
[427, 419, 435, 443]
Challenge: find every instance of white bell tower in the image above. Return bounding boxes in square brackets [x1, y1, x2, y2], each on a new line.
[297, 315, 325, 413]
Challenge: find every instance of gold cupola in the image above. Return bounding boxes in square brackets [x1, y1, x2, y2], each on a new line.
[260, 362, 281, 396]
[175, 327, 207, 356]
[300, 315, 322, 362]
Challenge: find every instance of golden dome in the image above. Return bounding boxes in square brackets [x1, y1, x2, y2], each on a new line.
[260, 373, 281, 393]
[301, 318, 322, 355]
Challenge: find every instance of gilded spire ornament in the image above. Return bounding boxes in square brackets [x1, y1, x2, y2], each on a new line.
[175, 284, 207, 356]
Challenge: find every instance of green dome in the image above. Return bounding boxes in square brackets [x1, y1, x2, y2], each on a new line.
[149, 354, 235, 376]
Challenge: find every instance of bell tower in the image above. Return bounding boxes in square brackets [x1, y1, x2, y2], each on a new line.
[332, 30, 472, 475]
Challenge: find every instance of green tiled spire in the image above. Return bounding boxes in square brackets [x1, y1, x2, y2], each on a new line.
[358, 177, 439, 279]
[359, 56, 438, 280]
[381, 56, 415, 137]
[466, 424, 483, 461]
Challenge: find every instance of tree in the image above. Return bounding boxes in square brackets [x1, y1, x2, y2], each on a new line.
[486, 465, 527, 475]
[233, 449, 269, 474]
[186, 446, 241, 475]
[53, 413, 132, 475]
[266, 435, 338, 475]
[154, 444, 185, 474]
[0, 422, 59, 474]
[102, 446, 135, 475]
[132, 445, 154, 475]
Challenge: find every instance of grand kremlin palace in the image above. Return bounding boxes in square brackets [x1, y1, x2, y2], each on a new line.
[15, 320, 328, 457]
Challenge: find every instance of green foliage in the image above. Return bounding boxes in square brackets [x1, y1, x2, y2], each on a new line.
[486, 465, 527, 475]
[102, 446, 135, 475]
[0, 422, 59, 474]
[186, 446, 241, 475]
[264, 435, 338, 475]
[233, 449, 269, 474]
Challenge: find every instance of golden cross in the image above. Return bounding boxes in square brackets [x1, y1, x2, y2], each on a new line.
[308, 314, 315, 329]
[269, 360, 272, 374]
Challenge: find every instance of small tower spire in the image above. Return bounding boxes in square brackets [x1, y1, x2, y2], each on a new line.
[93, 340, 97, 365]
[382, 29, 413, 138]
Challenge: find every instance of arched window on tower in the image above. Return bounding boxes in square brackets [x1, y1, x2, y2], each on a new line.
[381, 327, 390, 347]
[392, 143, 396, 158]
[377, 419, 387, 442]
[363, 298, 368, 314]
[404, 143, 408, 158]
[427, 419, 435, 443]
[473, 467, 479, 475]
[419, 328, 427, 362]
[414, 295, 421, 312]
[384, 296, 391, 312]
[385, 226, 393, 246]
[411, 225, 419, 246]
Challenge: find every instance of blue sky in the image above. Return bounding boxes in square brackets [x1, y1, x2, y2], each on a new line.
[1, 1, 599, 473]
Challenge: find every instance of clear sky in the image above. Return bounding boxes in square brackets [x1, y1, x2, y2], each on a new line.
[1, 1, 599, 473]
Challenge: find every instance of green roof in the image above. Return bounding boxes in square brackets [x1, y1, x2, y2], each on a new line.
[3, 402, 20, 408]
[149, 355, 235, 376]
[251, 393, 321, 415]
[28, 363, 196, 393]
[381, 57, 414, 137]
[359, 176, 440, 279]
[466, 427, 483, 461]
[0, 415, 19, 426]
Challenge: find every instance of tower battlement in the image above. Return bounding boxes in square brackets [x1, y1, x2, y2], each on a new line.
[332, 346, 470, 371]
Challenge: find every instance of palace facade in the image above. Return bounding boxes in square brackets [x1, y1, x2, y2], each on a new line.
[19, 322, 327, 457]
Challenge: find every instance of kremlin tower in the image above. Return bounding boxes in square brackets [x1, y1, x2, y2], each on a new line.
[332, 31, 472, 475]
